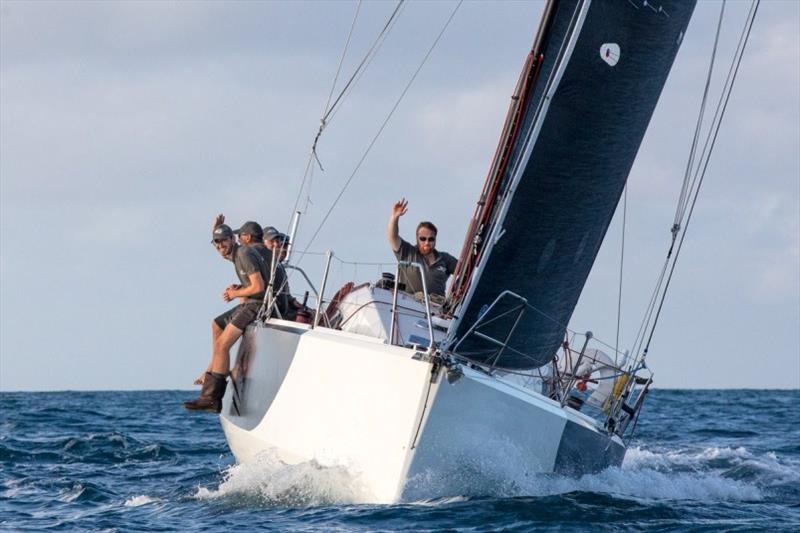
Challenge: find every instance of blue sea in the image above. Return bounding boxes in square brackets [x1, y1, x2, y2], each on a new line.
[1, 389, 798, 531]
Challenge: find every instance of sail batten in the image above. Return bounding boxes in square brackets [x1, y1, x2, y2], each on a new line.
[446, 0, 697, 370]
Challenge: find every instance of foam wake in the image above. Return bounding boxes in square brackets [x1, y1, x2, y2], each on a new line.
[195, 445, 793, 506]
[195, 451, 370, 506]
[405, 445, 792, 503]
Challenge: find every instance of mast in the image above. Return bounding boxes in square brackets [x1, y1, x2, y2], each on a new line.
[447, 0, 559, 312]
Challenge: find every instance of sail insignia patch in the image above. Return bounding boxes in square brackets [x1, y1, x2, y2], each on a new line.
[600, 43, 620, 67]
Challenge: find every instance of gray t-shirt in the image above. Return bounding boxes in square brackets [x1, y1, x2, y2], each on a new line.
[250, 242, 290, 314]
[233, 244, 267, 302]
[393, 238, 458, 297]
[250, 243, 274, 280]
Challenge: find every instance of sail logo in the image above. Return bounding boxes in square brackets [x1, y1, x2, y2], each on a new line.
[600, 43, 620, 67]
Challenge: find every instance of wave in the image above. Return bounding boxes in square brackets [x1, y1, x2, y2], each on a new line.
[124, 495, 158, 507]
[625, 445, 800, 484]
[0, 433, 177, 464]
[55, 481, 116, 504]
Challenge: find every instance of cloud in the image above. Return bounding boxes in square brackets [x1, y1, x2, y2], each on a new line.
[415, 80, 513, 157]
[1, 0, 797, 390]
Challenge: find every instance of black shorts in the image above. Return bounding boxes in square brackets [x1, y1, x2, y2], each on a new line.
[214, 302, 261, 331]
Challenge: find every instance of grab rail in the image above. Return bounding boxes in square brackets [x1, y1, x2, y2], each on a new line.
[282, 264, 320, 299]
[560, 331, 592, 407]
[312, 250, 334, 328]
[389, 261, 435, 353]
[450, 290, 529, 372]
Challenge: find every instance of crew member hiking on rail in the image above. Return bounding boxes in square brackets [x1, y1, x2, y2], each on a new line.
[387, 198, 458, 302]
[184, 223, 270, 413]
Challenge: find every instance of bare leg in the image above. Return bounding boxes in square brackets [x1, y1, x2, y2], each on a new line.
[184, 320, 240, 412]
[212, 320, 223, 342]
[195, 320, 227, 384]
[210, 323, 244, 375]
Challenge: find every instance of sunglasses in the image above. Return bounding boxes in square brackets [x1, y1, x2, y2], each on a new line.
[212, 238, 229, 244]
[418, 236, 436, 242]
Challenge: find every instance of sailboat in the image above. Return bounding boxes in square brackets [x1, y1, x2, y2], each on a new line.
[219, 0, 699, 503]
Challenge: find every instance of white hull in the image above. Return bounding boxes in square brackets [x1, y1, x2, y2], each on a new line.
[220, 318, 625, 503]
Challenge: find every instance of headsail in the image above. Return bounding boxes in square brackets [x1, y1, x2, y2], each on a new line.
[446, 0, 696, 369]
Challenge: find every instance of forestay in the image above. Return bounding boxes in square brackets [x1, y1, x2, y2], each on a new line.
[446, 0, 696, 369]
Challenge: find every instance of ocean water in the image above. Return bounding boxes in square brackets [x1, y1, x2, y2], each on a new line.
[1, 390, 798, 531]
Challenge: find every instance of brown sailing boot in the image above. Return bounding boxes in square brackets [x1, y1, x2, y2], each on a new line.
[183, 372, 227, 413]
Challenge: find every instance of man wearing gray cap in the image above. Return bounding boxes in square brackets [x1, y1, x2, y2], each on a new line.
[184, 222, 268, 413]
[262, 226, 281, 246]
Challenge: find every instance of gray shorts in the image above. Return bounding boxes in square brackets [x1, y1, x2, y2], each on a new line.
[214, 301, 261, 331]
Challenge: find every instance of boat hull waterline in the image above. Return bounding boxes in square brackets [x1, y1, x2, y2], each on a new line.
[220, 321, 624, 503]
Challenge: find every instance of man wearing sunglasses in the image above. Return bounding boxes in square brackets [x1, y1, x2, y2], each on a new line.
[184, 222, 268, 413]
[387, 198, 458, 301]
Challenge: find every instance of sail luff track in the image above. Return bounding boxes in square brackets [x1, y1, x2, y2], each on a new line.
[448, 0, 559, 313]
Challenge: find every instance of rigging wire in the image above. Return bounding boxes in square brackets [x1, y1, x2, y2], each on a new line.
[321, 1, 364, 122]
[629, 0, 728, 359]
[672, 1, 727, 231]
[301, 1, 363, 214]
[614, 184, 627, 367]
[634, 0, 760, 361]
[642, 0, 760, 357]
[317, 1, 406, 134]
[293, 0, 464, 267]
[322, 4, 406, 130]
[289, 0, 406, 222]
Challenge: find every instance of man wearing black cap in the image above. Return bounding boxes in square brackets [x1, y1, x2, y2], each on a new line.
[262, 231, 301, 320]
[235, 220, 272, 273]
[239, 221, 290, 317]
[184, 222, 269, 413]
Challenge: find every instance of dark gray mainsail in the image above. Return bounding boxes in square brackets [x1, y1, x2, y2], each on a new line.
[446, 0, 696, 369]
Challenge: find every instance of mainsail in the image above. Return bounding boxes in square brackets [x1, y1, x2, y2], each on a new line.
[446, 0, 696, 369]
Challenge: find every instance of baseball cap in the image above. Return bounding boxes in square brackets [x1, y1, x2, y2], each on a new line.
[263, 226, 281, 241]
[234, 221, 263, 239]
[212, 224, 234, 242]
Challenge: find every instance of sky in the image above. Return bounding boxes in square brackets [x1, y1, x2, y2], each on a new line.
[1, 0, 797, 391]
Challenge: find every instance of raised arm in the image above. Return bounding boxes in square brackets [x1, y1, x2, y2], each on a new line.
[213, 213, 225, 229]
[387, 198, 408, 253]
